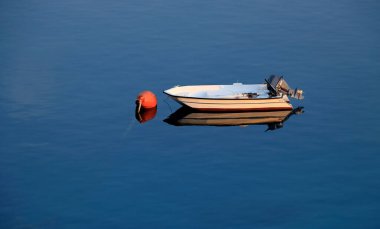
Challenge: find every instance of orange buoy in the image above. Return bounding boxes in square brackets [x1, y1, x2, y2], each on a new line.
[136, 91, 157, 112]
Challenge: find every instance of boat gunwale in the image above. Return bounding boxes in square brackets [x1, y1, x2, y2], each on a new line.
[163, 91, 285, 101]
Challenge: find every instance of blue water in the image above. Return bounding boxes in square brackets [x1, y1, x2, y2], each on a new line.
[1, 0, 380, 228]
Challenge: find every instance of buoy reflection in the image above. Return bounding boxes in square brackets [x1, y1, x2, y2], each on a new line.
[135, 106, 157, 124]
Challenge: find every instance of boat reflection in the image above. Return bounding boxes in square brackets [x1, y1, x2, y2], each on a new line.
[164, 107, 304, 131]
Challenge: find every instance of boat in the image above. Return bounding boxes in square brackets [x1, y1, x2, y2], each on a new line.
[164, 107, 304, 131]
[163, 75, 304, 111]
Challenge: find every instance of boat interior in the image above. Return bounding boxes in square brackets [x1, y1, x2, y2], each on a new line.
[164, 83, 272, 99]
[164, 76, 304, 100]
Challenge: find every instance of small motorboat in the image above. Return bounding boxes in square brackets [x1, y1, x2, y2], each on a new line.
[164, 107, 304, 131]
[164, 75, 304, 112]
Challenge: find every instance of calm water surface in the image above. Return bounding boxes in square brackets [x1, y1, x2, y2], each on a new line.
[1, 0, 380, 228]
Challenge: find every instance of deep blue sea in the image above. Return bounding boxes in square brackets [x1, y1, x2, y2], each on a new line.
[1, 0, 380, 228]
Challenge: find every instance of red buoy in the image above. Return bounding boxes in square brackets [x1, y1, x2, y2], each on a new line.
[136, 91, 157, 112]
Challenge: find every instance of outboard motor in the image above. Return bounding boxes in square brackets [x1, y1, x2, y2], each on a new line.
[265, 75, 304, 99]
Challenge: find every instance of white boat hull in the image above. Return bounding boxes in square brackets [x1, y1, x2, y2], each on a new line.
[164, 83, 294, 111]
[166, 95, 292, 111]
